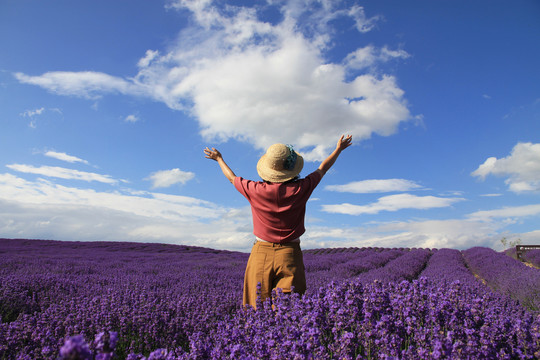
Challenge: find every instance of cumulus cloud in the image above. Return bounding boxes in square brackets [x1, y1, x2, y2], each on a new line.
[472, 142, 540, 193]
[6, 164, 118, 184]
[325, 178, 422, 193]
[45, 151, 89, 165]
[146, 168, 195, 188]
[321, 193, 464, 215]
[14, 0, 412, 161]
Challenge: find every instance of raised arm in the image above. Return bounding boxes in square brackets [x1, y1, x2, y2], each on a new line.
[204, 147, 236, 184]
[317, 135, 353, 176]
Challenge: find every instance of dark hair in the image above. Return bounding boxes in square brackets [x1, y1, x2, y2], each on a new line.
[264, 175, 300, 184]
[283, 176, 300, 184]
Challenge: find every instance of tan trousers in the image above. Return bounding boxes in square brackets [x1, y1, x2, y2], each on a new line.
[243, 241, 306, 308]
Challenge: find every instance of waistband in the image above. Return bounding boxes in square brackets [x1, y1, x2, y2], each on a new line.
[255, 236, 300, 245]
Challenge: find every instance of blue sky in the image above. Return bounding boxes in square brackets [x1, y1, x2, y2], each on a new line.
[1, 0, 539, 252]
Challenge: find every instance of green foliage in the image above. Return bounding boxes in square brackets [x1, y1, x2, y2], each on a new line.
[500, 237, 522, 249]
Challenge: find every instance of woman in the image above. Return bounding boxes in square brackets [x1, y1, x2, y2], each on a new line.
[204, 135, 352, 308]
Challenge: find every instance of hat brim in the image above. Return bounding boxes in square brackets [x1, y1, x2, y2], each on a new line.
[257, 153, 304, 183]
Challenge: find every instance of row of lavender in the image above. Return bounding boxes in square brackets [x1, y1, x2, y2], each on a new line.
[0, 239, 247, 359]
[189, 248, 538, 359]
[524, 249, 540, 268]
[56, 248, 539, 359]
[463, 247, 540, 312]
[1, 239, 539, 359]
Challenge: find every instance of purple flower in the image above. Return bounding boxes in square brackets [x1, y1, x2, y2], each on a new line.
[94, 330, 118, 353]
[59, 335, 92, 360]
[96, 353, 114, 360]
[148, 348, 169, 360]
[126, 354, 146, 360]
[2, 239, 540, 359]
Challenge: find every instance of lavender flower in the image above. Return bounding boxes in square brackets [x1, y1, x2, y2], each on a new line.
[59, 335, 92, 360]
[94, 331, 118, 359]
[463, 247, 540, 311]
[148, 348, 169, 359]
[1, 239, 539, 359]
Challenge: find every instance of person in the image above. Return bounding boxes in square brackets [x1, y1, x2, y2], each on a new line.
[204, 135, 352, 308]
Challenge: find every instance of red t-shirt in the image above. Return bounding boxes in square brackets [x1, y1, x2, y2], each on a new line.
[234, 171, 323, 243]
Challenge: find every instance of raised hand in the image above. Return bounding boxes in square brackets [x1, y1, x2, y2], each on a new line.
[204, 147, 222, 161]
[337, 135, 353, 151]
[204, 147, 236, 183]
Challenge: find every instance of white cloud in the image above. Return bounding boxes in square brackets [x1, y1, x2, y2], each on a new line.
[19, 107, 62, 118]
[343, 46, 377, 70]
[325, 178, 422, 193]
[438, 190, 464, 197]
[0, 172, 534, 251]
[146, 168, 195, 188]
[302, 218, 501, 250]
[6, 164, 118, 184]
[20, 107, 48, 128]
[517, 230, 540, 245]
[380, 46, 411, 60]
[348, 5, 382, 33]
[467, 203, 540, 222]
[344, 45, 410, 70]
[472, 142, 540, 193]
[124, 114, 139, 123]
[45, 151, 89, 165]
[0, 173, 253, 251]
[0, 173, 216, 220]
[473, 157, 497, 178]
[20, 107, 45, 117]
[374, 219, 499, 249]
[14, 71, 142, 100]
[14, 0, 412, 161]
[137, 49, 160, 68]
[321, 193, 464, 215]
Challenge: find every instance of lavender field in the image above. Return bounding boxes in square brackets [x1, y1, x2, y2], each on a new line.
[1, 239, 539, 359]
[523, 250, 540, 268]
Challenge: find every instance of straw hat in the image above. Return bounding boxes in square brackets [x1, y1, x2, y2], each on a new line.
[257, 144, 304, 183]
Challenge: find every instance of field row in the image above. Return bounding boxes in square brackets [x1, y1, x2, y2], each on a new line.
[0, 239, 539, 359]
